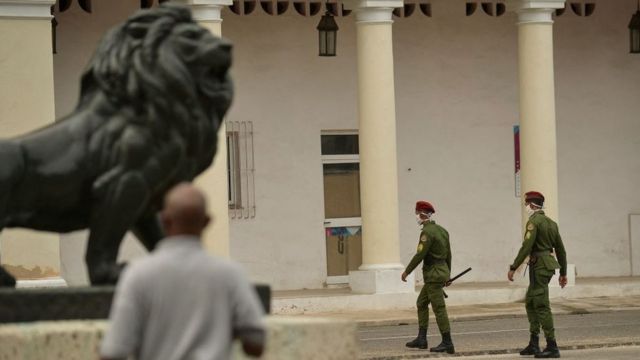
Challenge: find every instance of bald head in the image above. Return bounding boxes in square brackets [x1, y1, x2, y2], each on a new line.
[161, 183, 210, 237]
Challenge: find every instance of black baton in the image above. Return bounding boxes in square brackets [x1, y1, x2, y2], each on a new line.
[443, 267, 472, 299]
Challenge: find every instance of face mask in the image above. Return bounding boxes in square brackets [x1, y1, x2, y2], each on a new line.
[416, 214, 424, 225]
[525, 204, 536, 217]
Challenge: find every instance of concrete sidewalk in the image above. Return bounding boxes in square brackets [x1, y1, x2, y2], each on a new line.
[272, 277, 640, 325]
[275, 295, 640, 327]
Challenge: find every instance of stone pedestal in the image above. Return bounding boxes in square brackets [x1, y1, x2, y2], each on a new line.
[0, 284, 270, 323]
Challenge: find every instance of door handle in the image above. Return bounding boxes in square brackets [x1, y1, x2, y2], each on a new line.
[338, 236, 345, 255]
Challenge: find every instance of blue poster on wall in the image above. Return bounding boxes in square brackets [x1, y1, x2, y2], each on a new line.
[514, 125, 520, 197]
[325, 227, 361, 237]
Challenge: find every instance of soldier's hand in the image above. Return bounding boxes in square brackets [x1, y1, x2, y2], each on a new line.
[401, 271, 408, 282]
[559, 275, 567, 288]
[444, 279, 452, 287]
[507, 270, 515, 282]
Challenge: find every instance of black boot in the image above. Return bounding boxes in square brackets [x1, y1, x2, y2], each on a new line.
[535, 338, 560, 358]
[520, 334, 540, 356]
[405, 327, 428, 349]
[430, 332, 455, 354]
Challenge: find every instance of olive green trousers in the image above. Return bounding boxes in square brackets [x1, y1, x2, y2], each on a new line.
[526, 266, 556, 339]
[416, 282, 450, 332]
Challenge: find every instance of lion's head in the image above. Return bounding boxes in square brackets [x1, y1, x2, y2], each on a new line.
[78, 4, 233, 176]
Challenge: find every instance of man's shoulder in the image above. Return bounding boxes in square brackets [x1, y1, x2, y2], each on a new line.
[120, 254, 163, 281]
[530, 213, 546, 224]
[532, 212, 557, 227]
[429, 222, 449, 234]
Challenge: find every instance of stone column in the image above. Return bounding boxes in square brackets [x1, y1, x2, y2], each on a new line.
[508, 0, 575, 286]
[509, 0, 565, 223]
[173, 0, 232, 257]
[344, 0, 413, 294]
[0, 0, 65, 285]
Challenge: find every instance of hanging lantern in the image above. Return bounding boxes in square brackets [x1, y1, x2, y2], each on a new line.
[629, 1, 640, 54]
[317, 11, 338, 57]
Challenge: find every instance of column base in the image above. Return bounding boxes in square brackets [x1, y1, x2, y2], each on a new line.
[349, 267, 415, 294]
[550, 263, 576, 287]
[16, 276, 67, 288]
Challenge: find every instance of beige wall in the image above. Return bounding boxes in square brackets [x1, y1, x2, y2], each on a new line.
[554, 1, 640, 277]
[49, 0, 640, 289]
[0, 18, 60, 279]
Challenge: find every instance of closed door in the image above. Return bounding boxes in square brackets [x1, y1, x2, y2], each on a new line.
[321, 133, 362, 284]
[323, 163, 362, 282]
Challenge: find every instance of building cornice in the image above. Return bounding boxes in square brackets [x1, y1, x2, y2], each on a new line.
[343, 0, 403, 24]
[172, 0, 233, 22]
[507, 0, 566, 25]
[344, 0, 404, 9]
[0, 0, 55, 20]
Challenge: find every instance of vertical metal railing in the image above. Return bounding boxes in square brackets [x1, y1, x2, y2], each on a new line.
[227, 121, 255, 219]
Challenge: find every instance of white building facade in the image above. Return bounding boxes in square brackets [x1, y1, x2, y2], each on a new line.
[1, 0, 640, 291]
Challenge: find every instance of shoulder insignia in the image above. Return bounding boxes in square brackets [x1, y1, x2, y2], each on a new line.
[525, 231, 531, 240]
[420, 234, 427, 243]
[417, 243, 424, 252]
[527, 223, 534, 231]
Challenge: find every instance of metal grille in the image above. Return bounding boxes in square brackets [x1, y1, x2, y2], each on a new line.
[227, 121, 256, 219]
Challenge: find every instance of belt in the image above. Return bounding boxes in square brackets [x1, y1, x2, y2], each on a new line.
[424, 256, 447, 266]
[531, 250, 551, 257]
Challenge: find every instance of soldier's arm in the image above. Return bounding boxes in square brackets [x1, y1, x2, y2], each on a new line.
[510, 221, 537, 270]
[405, 232, 431, 275]
[446, 235, 452, 272]
[554, 226, 568, 276]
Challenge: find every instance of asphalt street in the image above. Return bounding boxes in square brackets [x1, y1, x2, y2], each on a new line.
[358, 310, 640, 359]
[452, 346, 640, 360]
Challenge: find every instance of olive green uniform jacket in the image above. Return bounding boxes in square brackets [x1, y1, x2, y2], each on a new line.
[405, 220, 451, 283]
[510, 211, 567, 276]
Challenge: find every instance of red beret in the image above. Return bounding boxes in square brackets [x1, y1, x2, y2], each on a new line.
[524, 191, 545, 203]
[415, 201, 435, 214]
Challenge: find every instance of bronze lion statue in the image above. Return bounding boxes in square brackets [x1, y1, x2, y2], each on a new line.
[0, 5, 232, 285]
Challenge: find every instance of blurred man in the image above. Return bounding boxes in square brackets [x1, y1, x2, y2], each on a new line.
[508, 191, 567, 358]
[101, 183, 265, 360]
[402, 201, 454, 354]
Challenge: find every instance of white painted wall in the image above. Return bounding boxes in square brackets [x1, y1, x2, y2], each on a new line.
[221, 9, 359, 289]
[50, 0, 640, 289]
[554, 1, 640, 278]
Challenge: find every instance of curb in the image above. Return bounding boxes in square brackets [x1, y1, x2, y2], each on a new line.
[356, 307, 640, 327]
[361, 341, 640, 359]
[357, 313, 526, 327]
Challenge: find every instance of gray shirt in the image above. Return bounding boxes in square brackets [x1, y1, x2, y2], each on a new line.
[100, 236, 265, 360]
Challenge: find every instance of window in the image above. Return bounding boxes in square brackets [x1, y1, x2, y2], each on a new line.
[321, 134, 359, 155]
[227, 121, 255, 219]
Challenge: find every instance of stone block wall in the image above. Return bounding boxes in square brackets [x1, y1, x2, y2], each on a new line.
[0, 317, 359, 360]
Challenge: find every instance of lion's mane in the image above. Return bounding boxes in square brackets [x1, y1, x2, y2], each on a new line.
[78, 5, 232, 181]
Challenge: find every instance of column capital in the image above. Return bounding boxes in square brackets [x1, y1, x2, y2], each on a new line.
[172, 0, 232, 22]
[0, 0, 55, 20]
[507, 0, 566, 24]
[343, 0, 404, 23]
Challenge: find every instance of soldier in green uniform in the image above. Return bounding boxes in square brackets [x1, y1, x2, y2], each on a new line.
[508, 191, 567, 358]
[401, 201, 454, 354]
